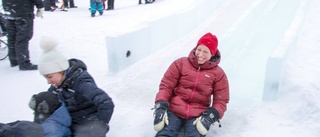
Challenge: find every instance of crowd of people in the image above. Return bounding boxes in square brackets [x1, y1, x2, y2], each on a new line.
[0, 0, 229, 136]
[43, 0, 114, 13]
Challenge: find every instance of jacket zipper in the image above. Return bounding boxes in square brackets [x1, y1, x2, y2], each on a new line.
[186, 67, 201, 119]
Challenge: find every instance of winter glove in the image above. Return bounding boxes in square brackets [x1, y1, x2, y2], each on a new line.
[153, 101, 169, 131]
[28, 91, 61, 123]
[35, 8, 44, 18]
[193, 107, 220, 135]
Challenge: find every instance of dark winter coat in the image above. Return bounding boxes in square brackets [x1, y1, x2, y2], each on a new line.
[0, 120, 44, 137]
[48, 59, 114, 125]
[41, 103, 72, 137]
[155, 48, 229, 119]
[2, 0, 43, 18]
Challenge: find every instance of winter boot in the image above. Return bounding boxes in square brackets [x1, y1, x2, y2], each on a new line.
[145, 0, 155, 4]
[91, 13, 95, 17]
[145, 0, 152, 4]
[10, 60, 18, 67]
[19, 62, 38, 70]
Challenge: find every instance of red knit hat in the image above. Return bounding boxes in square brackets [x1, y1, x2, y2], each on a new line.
[196, 32, 218, 55]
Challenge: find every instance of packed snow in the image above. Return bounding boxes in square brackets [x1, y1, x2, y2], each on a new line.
[0, 0, 319, 136]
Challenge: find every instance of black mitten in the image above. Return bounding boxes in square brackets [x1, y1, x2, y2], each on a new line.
[193, 107, 220, 135]
[28, 91, 61, 123]
[153, 101, 169, 131]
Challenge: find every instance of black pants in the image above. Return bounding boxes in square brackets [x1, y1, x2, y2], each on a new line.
[5, 17, 34, 65]
[44, 0, 57, 11]
[107, 0, 114, 9]
[64, 0, 75, 8]
[71, 120, 109, 137]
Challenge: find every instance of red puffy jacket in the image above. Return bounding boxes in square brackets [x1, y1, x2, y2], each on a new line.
[155, 48, 229, 119]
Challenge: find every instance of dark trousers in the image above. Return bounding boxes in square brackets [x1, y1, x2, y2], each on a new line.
[5, 17, 33, 65]
[107, 0, 114, 9]
[155, 112, 205, 137]
[71, 120, 108, 137]
[64, 0, 75, 7]
[44, 0, 57, 11]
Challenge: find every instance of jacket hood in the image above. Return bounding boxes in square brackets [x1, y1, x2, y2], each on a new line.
[59, 59, 87, 89]
[68, 58, 87, 72]
[188, 47, 221, 70]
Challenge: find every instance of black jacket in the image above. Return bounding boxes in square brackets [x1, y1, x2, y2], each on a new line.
[2, 0, 44, 18]
[0, 121, 44, 137]
[49, 59, 115, 124]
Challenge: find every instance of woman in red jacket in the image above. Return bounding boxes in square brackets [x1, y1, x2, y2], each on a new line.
[153, 32, 229, 137]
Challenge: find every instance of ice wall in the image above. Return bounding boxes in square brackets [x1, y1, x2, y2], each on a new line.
[105, 0, 222, 72]
[262, 0, 305, 101]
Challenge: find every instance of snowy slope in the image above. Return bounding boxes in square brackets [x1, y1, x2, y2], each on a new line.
[0, 0, 319, 137]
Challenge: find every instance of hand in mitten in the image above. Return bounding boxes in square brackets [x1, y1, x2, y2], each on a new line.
[28, 91, 61, 123]
[36, 8, 44, 18]
[193, 107, 220, 135]
[153, 101, 169, 131]
[28, 95, 37, 111]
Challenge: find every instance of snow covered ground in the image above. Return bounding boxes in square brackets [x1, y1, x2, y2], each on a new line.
[0, 0, 319, 136]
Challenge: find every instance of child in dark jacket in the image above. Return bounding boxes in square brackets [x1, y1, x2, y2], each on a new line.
[29, 91, 72, 137]
[37, 36, 114, 137]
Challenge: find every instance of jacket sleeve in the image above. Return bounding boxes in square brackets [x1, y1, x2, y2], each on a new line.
[78, 81, 115, 124]
[211, 67, 229, 119]
[155, 58, 182, 103]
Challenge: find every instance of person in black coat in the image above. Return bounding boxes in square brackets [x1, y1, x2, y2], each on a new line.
[2, 0, 44, 70]
[37, 36, 114, 137]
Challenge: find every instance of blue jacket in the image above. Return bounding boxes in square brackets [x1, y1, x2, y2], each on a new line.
[41, 103, 71, 137]
[49, 59, 114, 125]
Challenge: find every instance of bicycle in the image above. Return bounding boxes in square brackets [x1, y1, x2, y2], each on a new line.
[0, 8, 8, 60]
[0, 32, 8, 60]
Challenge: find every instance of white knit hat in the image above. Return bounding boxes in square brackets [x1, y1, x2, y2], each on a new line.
[38, 36, 69, 75]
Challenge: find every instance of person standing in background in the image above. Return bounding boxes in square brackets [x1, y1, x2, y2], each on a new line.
[2, 0, 44, 70]
[63, 0, 77, 8]
[106, 0, 114, 10]
[90, 0, 104, 17]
